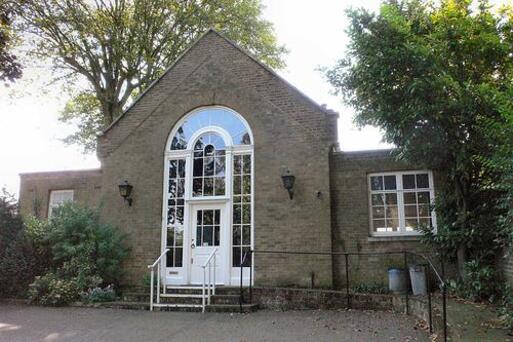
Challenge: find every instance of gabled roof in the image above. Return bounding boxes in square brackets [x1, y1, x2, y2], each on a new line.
[100, 29, 338, 136]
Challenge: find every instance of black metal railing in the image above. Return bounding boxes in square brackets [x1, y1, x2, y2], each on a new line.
[238, 250, 448, 342]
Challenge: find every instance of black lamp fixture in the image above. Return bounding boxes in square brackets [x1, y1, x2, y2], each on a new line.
[281, 169, 295, 200]
[118, 180, 133, 206]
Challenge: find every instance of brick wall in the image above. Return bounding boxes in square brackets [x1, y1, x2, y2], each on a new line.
[17, 31, 446, 290]
[96, 31, 337, 287]
[18, 169, 102, 219]
[329, 150, 437, 288]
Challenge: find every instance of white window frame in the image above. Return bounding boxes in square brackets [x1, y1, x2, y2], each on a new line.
[162, 106, 254, 285]
[368, 170, 437, 237]
[48, 189, 74, 218]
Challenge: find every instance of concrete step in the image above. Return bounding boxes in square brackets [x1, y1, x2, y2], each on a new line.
[98, 301, 258, 313]
[166, 286, 204, 290]
[165, 286, 247, 296]
[160, 293, 204, 298]
[122, 292, 241, 305]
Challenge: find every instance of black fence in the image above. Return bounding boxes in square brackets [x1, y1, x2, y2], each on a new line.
[238, 250, 447, 342]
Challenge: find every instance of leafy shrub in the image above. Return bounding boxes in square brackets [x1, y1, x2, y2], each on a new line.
[28, 273, 81, 306]
[0, 190, 45, 298]
[80, 285, 117, 303]
[498, 285, 513, 332]
[46, 203, 128, 285]
[28, 203, 128, 305]
[448, 260, 499, 301]
[28, 260, 103, 306]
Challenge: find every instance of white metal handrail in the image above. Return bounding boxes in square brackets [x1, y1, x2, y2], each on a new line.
[201, 247, 218, 312]
[147, 248, 169, 311]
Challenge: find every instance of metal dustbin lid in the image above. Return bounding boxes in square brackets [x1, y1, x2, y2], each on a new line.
[388, 268, 405, 273]
[409, 264, 424, 272]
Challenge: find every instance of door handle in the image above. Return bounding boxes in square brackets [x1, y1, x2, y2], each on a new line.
[191, 243, 196, 249]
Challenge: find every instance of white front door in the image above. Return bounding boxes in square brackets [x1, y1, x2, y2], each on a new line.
[189, 205, 226, 284]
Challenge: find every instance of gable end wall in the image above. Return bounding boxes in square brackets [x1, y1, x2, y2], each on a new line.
[96, 32, 337, 287]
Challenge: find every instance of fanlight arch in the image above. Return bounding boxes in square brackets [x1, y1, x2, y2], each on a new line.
[168, 106, 253, 150]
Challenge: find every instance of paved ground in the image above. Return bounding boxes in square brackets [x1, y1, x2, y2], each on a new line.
[0, 304, 428, 342]
[443, 298, 513, 341]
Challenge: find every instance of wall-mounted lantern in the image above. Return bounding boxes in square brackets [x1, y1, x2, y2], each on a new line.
[281, 169, 295, 200]
[118, 180, 133, 206]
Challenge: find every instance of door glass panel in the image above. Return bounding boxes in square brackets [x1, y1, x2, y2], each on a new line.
[202, 226, 213, 246]
[196, 209, 221, 247]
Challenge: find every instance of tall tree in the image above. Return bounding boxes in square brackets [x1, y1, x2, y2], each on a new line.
[0, 1, 22, 84]
[325, 0, 513, 280]
[13, 0, 286, 151]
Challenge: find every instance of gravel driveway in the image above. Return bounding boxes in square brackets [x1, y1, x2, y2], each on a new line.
[0, 304, 428, 342]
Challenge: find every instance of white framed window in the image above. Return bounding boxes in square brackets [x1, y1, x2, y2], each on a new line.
[163, 106, 254, 282]
[166, 159, 186, 267]
[192, 133, 226, 197]
[368, 171, 436, 236]
[48, 190, 74, 218]
[232, 153, 252, 267]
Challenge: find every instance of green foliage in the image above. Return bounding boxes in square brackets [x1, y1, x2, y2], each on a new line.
[447, 260, 499, 302]
[325, 0, 513, 298]
[0, 189, 43, 298]
[352, 282, 389, 294]
[28, 203, 128, 305]
[12, 0, 286, 152]
[498, 285, 513, 331]
[28, 271, 101, 306]
[28, 273, 79, 306]
[59, 91, 104, 152]
[0, 2, 22, 84]
[45, 203, 128, 285]
[0, 188, 22, 251]
[80, 285, 117, 303]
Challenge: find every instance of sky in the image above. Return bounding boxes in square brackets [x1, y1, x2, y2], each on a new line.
[0, 0, 390, 197]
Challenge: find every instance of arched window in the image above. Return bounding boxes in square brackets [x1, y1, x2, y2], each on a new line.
[170, 107, 251, 150]
[163, 106, 253, 284]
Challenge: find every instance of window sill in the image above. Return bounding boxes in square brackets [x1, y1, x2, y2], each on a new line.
[367, 235, 422, 242]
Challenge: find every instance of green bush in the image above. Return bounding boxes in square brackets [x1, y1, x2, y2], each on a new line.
[0, 190, 45, 298]
[498, 285, 513, 332]
[28, 203, 128, 305]
[448, 260, 499, 302]
[46, 203, 128, 285]
[28, 273, 81, 306]
[80, 285, 117, 303]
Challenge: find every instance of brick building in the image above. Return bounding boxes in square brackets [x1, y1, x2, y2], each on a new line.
[19, 30, 436, 289]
